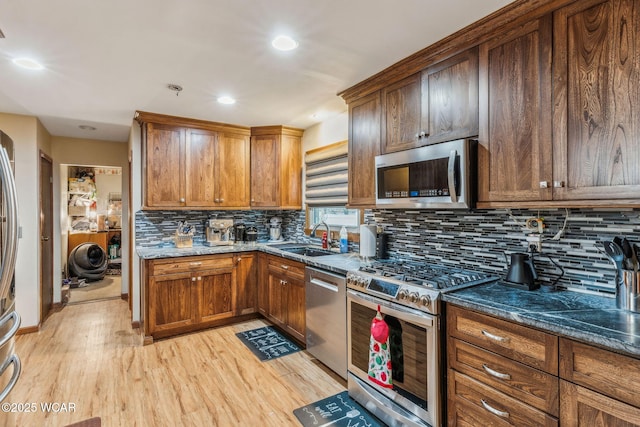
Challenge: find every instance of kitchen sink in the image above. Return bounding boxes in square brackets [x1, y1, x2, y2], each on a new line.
[271, 244, 335, 257]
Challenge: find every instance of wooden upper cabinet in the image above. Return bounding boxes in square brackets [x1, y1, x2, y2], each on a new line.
[137, 111, 251, 209]
[348, 91, 381, 207]
[478, 16, 553, 203]
[382, 73, 425, 153]
[145, 123, 185, 207]
[249, 126, 303, 209]
[217, 132, 250, 208]
[382, 48, 479, 154]
[422, 47, 479, 145]
[553, 0, 640, 201]
[185, 128, 217, 207]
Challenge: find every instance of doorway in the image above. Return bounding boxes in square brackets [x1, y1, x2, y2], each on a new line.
[40, 152, 53, 322]
[63, 165, 122, 304]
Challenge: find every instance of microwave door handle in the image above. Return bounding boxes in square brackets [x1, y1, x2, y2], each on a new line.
[447, 149, 458, 203]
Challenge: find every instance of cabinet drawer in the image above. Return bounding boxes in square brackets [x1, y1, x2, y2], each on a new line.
[267, 257, 305, 280]
[449, 337, 559, 416]
[448, 305, 558, 374]
[560, 338, 640, 408]
[151, 255, 234, 276]
[448, 369, 558, 427]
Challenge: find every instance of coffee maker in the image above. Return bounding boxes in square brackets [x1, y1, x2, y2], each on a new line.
[205, 219, 234, 246]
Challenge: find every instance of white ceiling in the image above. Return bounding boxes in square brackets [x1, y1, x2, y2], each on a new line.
[0, 0, 514, 142]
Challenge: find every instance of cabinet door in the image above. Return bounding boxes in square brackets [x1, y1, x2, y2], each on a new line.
[146, 124, 185, 207]
[148, 272, 195, 334]
[185, 128, 217, 207]
[197, 266, 235, 324]
[560, 381, 640, 427]
[478, 16, 553, 203]
[423, 48, 479, 145]
[267, 266, 287, 327]
[553, 0, 640, 200]
[250, 134, 279, 207]
[382, 73, 425, 153]
[279, 134, 302, 209]
[284, 274, 305, 343]
[257, 253, 269, 316]
[217, 133, 250, 208]
[348, 91, 381, 207]
[235, 253, 257, 315]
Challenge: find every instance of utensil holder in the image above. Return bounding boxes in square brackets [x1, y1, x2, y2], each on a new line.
[618, 270, 640, 312]
[174, 234, 193, 248]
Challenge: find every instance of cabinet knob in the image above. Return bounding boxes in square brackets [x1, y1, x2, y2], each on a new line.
[219, 198, 224, 203]
[236, 257, 242, 264]
[191, 277, 196, 282]
[553, 180, 565, 188]
[179, 198, 186, 203]
[539, 181, 550, 189]
[251, 199, 255, 203]
[197, 276, 202, 281]
[214, 198, 219, 203]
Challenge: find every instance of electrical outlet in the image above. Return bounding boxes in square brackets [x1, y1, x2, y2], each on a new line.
[526, 233, 542, 253]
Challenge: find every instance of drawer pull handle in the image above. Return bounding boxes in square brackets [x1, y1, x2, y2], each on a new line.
[189, 262, 202, 267]
[281, 265, 289, 270]
[482, 364, 511, 380]
[481, 329, 510, 343]
[480, 399, 510, 418]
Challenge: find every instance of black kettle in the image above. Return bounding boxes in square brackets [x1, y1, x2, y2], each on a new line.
[504, 252, 539, 290]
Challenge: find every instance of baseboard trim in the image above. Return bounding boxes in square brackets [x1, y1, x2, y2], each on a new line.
[120, 293, 128, 301]
[131, 320, 140, 329]
[51, 302, 64, 312]
[17, 325, 39, 335]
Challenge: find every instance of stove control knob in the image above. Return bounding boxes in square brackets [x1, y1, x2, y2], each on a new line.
[397, 290, 408, 300]
[419, 295, 431, 306]
[409, 292, 419, 303]
[358, 277, 367, 287]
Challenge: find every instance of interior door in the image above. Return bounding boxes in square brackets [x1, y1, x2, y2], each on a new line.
[39, 152, 53, 323]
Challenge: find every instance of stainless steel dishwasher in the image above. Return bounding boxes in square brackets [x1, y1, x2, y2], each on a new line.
[305, 266, 347, 380]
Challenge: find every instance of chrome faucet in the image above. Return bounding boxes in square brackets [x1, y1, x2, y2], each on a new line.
[310, 221, 332, 247]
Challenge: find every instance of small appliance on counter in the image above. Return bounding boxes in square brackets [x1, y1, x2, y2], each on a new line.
[268, 216, 283, 242]
[205, 219, 234, 246]
[233, 222, 246, 243]
[503, 252, 539, 290]
[245, 226, 258, 245]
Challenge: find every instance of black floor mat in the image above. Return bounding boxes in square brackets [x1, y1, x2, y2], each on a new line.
[294, 391, 385, 427]
[235, 326, 301, 361]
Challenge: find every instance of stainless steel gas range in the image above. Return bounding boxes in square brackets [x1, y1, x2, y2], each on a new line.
[346, 260, 496, 427]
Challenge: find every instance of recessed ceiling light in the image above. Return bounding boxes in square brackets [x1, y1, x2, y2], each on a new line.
[217, 96, 236, 105]
[271, 35, 298, 51]
[11, 57, 44, 70]
[78, 125, 97, 131]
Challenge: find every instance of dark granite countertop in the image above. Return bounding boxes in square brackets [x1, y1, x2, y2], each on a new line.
[443, 281, 640, 358]
[136, 242, 362, 275]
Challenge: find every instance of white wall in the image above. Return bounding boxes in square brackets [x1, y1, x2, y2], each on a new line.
[301, 111, 348, 153]
[129, 122, 142, 323]
[0, 113, 50, 328]
[52, 136, 129, 304]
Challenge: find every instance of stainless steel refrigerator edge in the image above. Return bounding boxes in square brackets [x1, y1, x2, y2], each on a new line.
[0, 131, 22, 403]
[305, 267, 347, 380]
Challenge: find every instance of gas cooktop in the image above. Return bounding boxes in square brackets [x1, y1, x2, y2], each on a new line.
[347, 259, 497, 314]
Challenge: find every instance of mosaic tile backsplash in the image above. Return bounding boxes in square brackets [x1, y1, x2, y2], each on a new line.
[136, 207, 640, 295]
[135, 209, 307, 247]
[366, 208, 640, 295]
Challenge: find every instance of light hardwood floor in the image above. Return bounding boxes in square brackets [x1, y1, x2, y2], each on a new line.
[9, 300, 345, 426]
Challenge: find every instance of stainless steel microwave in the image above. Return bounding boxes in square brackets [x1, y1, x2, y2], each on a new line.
[375, 138, 477, 209]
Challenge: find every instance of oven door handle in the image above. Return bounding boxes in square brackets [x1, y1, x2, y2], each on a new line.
[347, 290, 435, 328]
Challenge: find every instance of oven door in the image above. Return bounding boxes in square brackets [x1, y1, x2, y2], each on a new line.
[347, 289, 440, 427]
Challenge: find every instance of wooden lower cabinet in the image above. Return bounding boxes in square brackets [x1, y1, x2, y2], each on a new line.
[146, 253, 258, 341]
[560, 380, 640, 427]
[235, 253, 257, 316]
[262, 255, 306, 344]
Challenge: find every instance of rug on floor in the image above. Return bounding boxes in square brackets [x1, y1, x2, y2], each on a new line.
[235, 326, 301, 361]
[294, 391, 385, 427]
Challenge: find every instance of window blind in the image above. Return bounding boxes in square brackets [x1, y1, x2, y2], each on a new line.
[305, 140, 348, 206]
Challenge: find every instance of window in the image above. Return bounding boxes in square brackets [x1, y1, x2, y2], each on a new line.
[307, 206, 361, 230]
